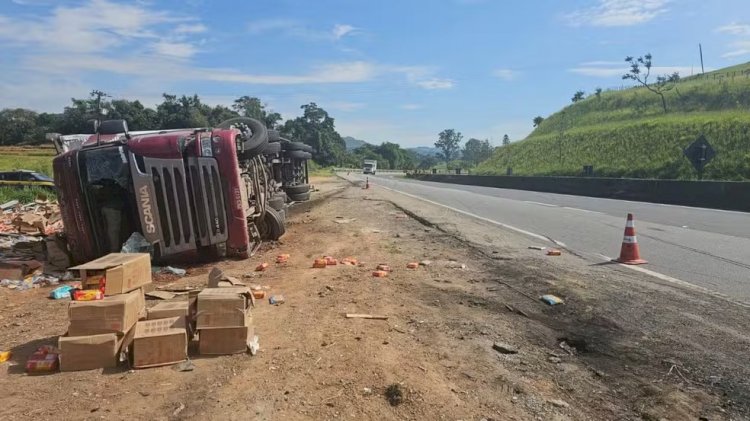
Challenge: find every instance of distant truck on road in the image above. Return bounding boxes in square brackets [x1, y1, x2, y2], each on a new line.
[363, 159, 377, 175]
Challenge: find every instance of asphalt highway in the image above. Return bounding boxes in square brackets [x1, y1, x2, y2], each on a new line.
[343, 172, 750, 304]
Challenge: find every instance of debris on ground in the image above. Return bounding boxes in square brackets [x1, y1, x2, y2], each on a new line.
[346, 314, 388, 320]
[313, 258, 328, 268]
[406, 262, 419, 269]
[276, 254, 290, 263]
[334, 218, 357, 224]
[546, 249, 562, 256]
[540, 294, 564, 305]
[163, 266, 186, 276]
[145, 290, 177, 300]
[207, 267, 245, 287]
[372, 270, 389, 277]
[528, 246, 546, 250]
[341, 256, 358, 265]
[419, 260, 432, 266]
[25, 345, 60, 374]
[0, 350, 11, 363]
[376, 264, 391, 272]
[549, 398, 570, 408]
[492, 342, 519, 355]
[49, 284, 76, 299]
[120, 232, 152, 254]
[385, 383, 404, 406]
[446, 261, 466, 269]
[324, 256, 338, 266]
[269, 295, 285, 305]
[256, 262, 269, 271]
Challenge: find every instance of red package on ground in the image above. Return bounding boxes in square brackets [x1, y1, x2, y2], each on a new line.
[26, 346, 60, 374]
[72, 289, 104, 301]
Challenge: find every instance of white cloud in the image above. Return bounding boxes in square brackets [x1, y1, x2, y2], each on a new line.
[332, 24, 357, 40]
[416, 78, 454, 89]
[569, 62, 703, 78]
[717, 23, 750, 36]
[492, 68, 517, 81]
[175, 23, 208, 34]
[400, 104, 422, 110]
[325, 101, 366, 112]
[722, 40, 750, 58]
[152, 41, 198, 59]
[566, 0, 670, 27]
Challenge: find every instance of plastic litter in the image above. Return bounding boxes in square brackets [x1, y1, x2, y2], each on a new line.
[372, 270, 389, 278]
[120, 232, 153, 254]
[255, 263, 269, 271]
[406, 262, 419, 269]
[312, 258, 328, 268]
[164, 266, 186, 276]
[50, 285, 76, 300]
[540, 294, 564, 305]
[0, 351, 11, 363]
[269, 295, 285, 305]
[546, 249, 562, 256]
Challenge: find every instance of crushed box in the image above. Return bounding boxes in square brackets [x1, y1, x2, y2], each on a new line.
[199, 313, 254, 355]
[58, 333, 123, 372]
[132, 317, 187, 368]
[148, 301, 189, 320]
[68, 288, 145, 336]
[69, 253, 151, 296]
[196, 287, 253, 329]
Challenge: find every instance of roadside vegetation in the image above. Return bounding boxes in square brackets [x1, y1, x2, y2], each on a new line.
[476, 60, 750, 180]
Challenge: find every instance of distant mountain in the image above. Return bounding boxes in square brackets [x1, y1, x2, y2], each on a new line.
[407, 146, 441, 157]
[343, 136, 369, 151]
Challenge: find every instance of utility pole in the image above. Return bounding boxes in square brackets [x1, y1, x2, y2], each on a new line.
[699, 43, 705, 74]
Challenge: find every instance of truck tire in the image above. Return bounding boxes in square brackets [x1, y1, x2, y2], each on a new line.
[258, 207, 285, 240]
[284, 150, 312, 160]
[287, 191, 310, 202]
[216, 117, 267, 153]
[267, 195, 285, 211]
[261, 141, 281, 155]
[301, 144, 313, 153]
[281, 141, 306, 151]
[285, 184, 310, 195]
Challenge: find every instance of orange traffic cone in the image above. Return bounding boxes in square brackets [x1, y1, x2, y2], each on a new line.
[364, 177, 370, 189]
[615, 213, 647, 265]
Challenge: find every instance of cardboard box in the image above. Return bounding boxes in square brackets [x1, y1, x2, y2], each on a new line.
[68, 288, 145, 336]
[58, 333, 121, 372]
[196, 287, 253, 329]
[148, 301, 189, 320]
[69, 253, 151, 296]
[0, 259, 42, 281]
[199, 313, 254, 355]
[132, 317, 187, 368]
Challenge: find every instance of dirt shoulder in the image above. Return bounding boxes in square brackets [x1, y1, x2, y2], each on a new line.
[0, 176, 747, 420]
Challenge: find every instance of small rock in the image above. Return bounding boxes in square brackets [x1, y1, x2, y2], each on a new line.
[325, 285, 334, 291]
[173, 403, 186, 417]
[419, 260, 432, 266]
[394, 233, 402, 238]
[139, 391, 150, 397]
[548, 356, 562, 364]
[549, 399, 570, 408]
[492, 342, 518, 354]
[363, 387, 372, 396]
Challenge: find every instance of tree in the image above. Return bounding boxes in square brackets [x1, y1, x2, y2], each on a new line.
[282, 103, 346, 166]
[571, 90, 585, 103]
[232, 96, 282, 129]
[623, 53, 680, 113]
[0, 109, 44, 145]
[502, 134, 510, 146]
[532, 116, 544, 127]
[462, 138, 493, 166]
[417, 155, 438, 170]
[594, 87, 603, 99]
[435, 129, 462, 162]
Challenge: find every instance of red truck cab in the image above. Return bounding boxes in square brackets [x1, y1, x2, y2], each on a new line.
[53, 122, 253, 264]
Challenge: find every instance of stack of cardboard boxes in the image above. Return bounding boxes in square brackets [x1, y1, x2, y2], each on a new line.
[56, 255, 258, 372]
[59, 253, 151, 372]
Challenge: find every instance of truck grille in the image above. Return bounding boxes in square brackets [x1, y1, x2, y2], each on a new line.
[187, 157, 228, 247]
[142, 157, 196, 256]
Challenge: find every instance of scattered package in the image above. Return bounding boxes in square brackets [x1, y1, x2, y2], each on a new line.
[69, 253, 152, 296]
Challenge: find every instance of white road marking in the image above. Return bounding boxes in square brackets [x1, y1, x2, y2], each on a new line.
[562, 206, 603, 214]
[523, 201, 558, 207]
[360, 174, 749, 308]
[374, 182, 554, 244]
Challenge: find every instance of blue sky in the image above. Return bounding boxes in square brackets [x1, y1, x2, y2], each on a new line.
[1, 0, 749, 147]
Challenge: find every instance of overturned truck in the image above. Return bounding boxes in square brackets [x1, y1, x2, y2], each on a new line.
[50, 117, 312, 265]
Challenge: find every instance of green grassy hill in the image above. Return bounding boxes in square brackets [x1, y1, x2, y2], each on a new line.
[477, 62, 750, 180]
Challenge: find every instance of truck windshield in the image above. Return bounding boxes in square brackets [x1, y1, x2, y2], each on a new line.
[78, 146, 138, 254]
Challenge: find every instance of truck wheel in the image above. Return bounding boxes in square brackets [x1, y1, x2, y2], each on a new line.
[216, 117, 268, 153]
[287, 191, 310, 202]
[301, 144, 313, 153]
[285, 184, 309, 195]
[284, 150, 312, 160]
[281, 141, 306, 151]
[261, 142, 281, 155]
[267, 195, 285, 211]
[258, 208, 285, 240]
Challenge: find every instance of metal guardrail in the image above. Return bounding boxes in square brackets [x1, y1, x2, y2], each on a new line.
[333, 168, 406, 173]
